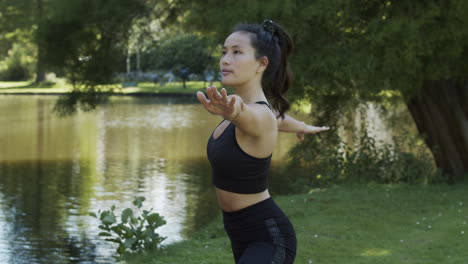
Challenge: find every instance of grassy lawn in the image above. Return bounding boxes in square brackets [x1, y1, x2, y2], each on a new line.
[0, 81, 224, 95]
[126, 182, 468, 264]
[133, 81, 225, 94]
[0, 80, 71, 93]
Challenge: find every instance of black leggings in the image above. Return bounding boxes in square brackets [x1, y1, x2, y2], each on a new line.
[222, 197, 296, 264]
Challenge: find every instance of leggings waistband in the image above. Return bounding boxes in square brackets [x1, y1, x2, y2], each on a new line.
[222, 197, 286, 226]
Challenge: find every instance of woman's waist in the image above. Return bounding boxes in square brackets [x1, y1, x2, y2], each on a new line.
[215, 187, 271, 213]
[219, 192, 291, 233]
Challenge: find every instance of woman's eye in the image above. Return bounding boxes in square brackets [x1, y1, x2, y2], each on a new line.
[221, 50, 241, 55]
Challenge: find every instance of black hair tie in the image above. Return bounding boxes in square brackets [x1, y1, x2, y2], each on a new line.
[262, 19, 276, 35]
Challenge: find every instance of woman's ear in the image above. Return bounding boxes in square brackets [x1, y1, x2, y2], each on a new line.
[257, 56, 269, 73]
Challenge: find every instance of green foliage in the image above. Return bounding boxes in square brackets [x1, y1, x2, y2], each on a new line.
[90, 196, 166, 260]
[43, 0, 149, 88]
[288, 117, 443, 189]
[29, 0, 153, 113]
[0, 7, 37, 81]
[180, 1, 468, 181]
[0, 0, 35, 34]
[181, 0, 468, 99]
[0, 42, 36, 81]
[142, 33, 214, 76]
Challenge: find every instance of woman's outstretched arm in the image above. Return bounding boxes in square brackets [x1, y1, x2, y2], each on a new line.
[196, 86, 276, 137]
[277, 113, 330, 141]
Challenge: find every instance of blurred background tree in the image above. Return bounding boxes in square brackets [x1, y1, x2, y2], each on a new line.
[42, 0, 151, 89]
[141, 33, 213, 87]
[178, 0, 468, 182]
[0, 0, 37, 81]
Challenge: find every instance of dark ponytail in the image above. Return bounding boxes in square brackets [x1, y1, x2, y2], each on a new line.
[233, 19, 293, 118]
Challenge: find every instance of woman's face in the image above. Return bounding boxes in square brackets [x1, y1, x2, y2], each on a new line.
[220, 31, 262, 87]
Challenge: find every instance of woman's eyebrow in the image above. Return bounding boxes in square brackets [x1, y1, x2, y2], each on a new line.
[222, 45, 242, 49]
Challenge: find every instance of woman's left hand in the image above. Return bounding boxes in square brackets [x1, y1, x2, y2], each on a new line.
[197, 86, 239, 120]
[296, 124, 330, 141]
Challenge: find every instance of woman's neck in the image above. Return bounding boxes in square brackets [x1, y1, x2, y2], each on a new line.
[232, 80, 267, 104]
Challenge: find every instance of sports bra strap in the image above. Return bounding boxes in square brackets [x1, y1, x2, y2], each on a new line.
[255, 101, 271, 109]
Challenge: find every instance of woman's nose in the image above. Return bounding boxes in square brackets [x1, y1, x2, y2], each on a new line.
[221, 53, 231, 65]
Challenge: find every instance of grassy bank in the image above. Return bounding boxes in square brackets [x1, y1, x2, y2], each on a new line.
[0, 81, 223, 95]
[126, 182, 468, 264]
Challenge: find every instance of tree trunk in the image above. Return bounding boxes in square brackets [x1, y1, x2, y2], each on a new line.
[35, 0, 46, 83]
[126, 48, 131, 74]
[35, 42, 46, 83]
[406, 80, 468, 182]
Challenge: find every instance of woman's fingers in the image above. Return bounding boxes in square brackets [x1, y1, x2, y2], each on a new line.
[214, 86, 222, 100]
[197, 91, 210, 108]
[206, 86, 215, 101]
[208, 86, 229, 103]
[221, 88, 228, 103]
[308, 126, 330, 133]
[207, 86, 221, 101]
[296, 132, 305, 141]
[198, 86, 233, 117]
[228, 94, 236, 108]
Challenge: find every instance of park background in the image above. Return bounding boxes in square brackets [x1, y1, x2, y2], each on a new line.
[0, 0, 467, 263]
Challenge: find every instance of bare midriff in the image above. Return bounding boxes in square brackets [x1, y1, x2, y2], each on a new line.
[215, 187, 271, 212]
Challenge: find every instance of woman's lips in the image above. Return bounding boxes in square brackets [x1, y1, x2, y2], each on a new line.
[222, 69, 232, 75]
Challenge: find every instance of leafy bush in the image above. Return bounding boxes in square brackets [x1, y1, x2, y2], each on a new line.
[336, 131, 442, 184]
[287, 105, 444, 188]
[0, 42, 35, 81]
[90, 196, 166, 260]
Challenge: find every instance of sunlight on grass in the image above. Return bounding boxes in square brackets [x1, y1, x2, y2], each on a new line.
[0, 79, 71, 90]
[361, 248, 391, 256]
[0, 88, 70, 93]
[0, 81, 30, 88]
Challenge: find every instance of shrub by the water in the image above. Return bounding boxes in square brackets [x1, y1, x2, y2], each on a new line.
[288, 121, 443, 189]
[90, 196, 166, 260]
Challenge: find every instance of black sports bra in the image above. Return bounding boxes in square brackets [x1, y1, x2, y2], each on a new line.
[206, 101, 272, 194]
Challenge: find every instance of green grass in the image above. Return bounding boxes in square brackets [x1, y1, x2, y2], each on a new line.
[134, 81, 224, 94]
[0, 80, 70, 93]
[126, 182, 468, 264]
[0, 81, 224, 95]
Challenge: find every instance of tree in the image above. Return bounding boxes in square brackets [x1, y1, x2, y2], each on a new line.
[0, 0, 49, 82]
[41, 0, 157, 115]
[35, 0, 46, 82]
[180, 0, 468, 182]
[298, 0, 468, 182]
[141, 33, 214, 87]
[0, 0, 37, 81]
[43, 0, 150, 87]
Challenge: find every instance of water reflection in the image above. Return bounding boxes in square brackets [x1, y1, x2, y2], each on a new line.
[0, 95, 301, 264]
[0, 161, 100, 263]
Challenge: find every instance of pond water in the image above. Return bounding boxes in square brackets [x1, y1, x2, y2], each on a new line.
[0, 95, 305, 264]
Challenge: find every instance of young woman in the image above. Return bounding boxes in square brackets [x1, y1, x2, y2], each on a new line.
[197, 19, 330, 264]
